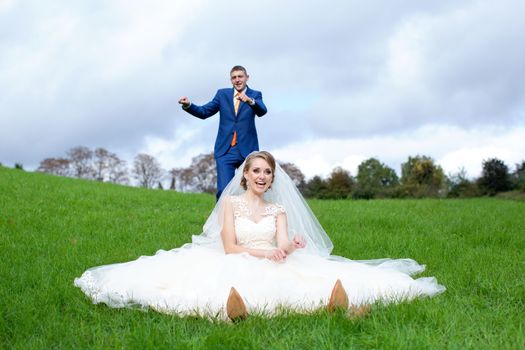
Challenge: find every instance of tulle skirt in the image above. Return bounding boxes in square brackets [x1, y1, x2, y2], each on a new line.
[74, 245, 445, 318]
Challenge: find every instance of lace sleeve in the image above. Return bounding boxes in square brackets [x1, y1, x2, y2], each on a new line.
[230, 195, 251, 218]
[263, 203, 286, 217]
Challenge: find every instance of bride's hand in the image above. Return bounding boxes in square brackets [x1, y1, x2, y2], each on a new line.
[291, 234, 306, 249]
[265, 248, 287, 263]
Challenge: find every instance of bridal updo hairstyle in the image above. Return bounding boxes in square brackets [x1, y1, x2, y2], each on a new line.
[241, 151, 276, 190]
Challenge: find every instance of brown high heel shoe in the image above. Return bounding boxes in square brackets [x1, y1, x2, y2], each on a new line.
[327, 279, 349, 312]
[226, 287, 248, 321]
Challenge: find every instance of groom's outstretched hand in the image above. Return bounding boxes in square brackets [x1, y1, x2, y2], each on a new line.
[178, 96, 191, 108]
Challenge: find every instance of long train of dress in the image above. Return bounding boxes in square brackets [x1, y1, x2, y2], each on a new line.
[74, 199, 445, 318]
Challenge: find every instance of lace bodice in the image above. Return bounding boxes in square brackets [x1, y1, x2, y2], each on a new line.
[230, 196, 286, 250]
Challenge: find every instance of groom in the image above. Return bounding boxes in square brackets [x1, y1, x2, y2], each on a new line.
[178, 65, 267, 201]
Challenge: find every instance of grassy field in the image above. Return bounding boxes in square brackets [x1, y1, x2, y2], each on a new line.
[1, 166, 524, 349]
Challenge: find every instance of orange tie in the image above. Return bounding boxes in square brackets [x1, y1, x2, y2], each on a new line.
[234, 92, 241, 114]
[231, 92, 240, 146]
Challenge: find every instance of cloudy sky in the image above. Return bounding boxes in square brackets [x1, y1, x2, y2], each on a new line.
[1, 0, 524, 180]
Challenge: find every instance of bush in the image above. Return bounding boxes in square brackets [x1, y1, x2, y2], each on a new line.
[512, 161, 525, 193]
[447, 168, 480, 198]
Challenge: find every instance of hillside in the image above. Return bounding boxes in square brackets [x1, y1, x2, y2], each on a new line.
[1, 166, 524, 349]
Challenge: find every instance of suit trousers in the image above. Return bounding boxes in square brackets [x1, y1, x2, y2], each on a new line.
[215, 146, 245, 201]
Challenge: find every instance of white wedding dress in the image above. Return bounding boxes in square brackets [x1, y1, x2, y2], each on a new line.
[74, 195, 445, 318]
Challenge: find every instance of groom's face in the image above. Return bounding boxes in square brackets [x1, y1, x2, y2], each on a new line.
[231, 70, 249, 92]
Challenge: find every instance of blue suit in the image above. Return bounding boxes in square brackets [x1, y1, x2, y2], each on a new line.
[183, 86, 267, 200]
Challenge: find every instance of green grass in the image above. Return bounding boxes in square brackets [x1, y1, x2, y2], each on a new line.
[1, 166, 524, 349]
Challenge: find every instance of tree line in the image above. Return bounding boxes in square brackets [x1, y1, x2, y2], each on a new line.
[35, 146, 163, 188]
[300, 156, 525, 199]
[12, 146, 525, 199]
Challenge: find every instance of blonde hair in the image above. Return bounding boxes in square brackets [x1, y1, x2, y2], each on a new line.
[240, 151, 276, 190]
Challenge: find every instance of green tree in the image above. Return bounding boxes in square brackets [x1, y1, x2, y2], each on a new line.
[447, 167, 480, 198]
[353, 158, 399, 199]
[513, 161, 525, 192]
[302, 175, 329, 199]
[326, 167, 354, 199]
[477, 158, 512, 195]
[400, 155, 446, 198]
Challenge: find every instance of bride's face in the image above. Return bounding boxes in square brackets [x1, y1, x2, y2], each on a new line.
[244, 158, 273, 195]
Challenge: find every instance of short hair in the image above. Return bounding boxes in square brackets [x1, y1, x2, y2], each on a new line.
[241, 151, 276, 190]
[230, 65, 247, 75]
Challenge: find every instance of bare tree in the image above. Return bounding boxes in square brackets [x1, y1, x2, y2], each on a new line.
[169, 168, 184, 191]
[279, 162, 306, 187]
[93, 148, 111, 181]
[189, 153, 217, 194]
[67, 146, 94, 179]
[107, 153, 129, 185]
[180, 167, 195, 192]
[37, 157, 71, 176]
[93, 147, 129, 184]
[169, 153, 217, 193]
[133, 153, 163, 188]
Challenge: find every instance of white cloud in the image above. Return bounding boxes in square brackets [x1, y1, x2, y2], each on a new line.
[271, 125, 525, 179]
[1, 0, 524, 184]
[140, 125, 211, 171]
[130, 123, 525, 181]
[0, 0, 15, 14]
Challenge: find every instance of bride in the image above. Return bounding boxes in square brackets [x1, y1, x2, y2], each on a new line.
[75, 151, 445, 320]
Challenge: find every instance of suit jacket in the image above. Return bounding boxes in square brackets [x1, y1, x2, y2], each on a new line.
[184, 86, 267, 158]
